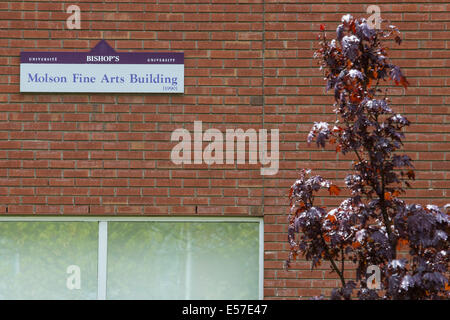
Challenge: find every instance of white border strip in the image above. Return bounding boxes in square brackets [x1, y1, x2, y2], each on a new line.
[259, 218, 264, 300]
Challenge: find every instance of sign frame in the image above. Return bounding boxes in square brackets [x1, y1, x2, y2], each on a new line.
[20, 40, 184, 93]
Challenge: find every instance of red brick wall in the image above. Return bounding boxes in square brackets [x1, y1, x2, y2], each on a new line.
[0, 0, 448, 299]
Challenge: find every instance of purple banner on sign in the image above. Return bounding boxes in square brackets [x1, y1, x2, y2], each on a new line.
[20, 40, 184, 64]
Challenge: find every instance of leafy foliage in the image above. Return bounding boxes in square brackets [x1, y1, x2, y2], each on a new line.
[286, 15, 449, 300]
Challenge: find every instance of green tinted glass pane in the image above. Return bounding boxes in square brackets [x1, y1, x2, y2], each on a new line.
[0, 222, 98, 299]
[107, 222, 260, 299]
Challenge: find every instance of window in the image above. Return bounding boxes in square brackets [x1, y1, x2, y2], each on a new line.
[0, 217, 263, 300]
[0, 221, 98, 299]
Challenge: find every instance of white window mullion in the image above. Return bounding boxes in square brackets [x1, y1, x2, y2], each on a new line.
[184, 224, 192, 300]
[97, 221, 108, 300]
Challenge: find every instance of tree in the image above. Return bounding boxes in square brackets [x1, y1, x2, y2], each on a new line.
[286, 14, 449, 300]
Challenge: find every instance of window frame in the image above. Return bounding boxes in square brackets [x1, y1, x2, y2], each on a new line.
[0, 216, 264, 300]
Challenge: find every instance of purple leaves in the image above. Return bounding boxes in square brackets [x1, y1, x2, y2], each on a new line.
[287, 14, 449, 300]
[423, 272, 448, 290]
[307, 122, 330, 147]
[336, 24, 344, 42]
[365, 99, 392, 114]
[341, 14, 353, 24]
[389, 113, 410, 126]
[341, 35, 360, 61]
[389, 65, 410, 88]
[400, 274, 414, 291]
[356, 20, 376, 41]
[348, 69, 364, 80]
[392, 155, 412, 168]
[330, 281, 357, 300]
[388, 259, 407, 271]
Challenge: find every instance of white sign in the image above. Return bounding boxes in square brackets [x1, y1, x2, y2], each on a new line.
[20, 40, 184, 93]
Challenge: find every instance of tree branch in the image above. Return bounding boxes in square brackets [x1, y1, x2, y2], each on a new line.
[320, 233, 346, 289]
